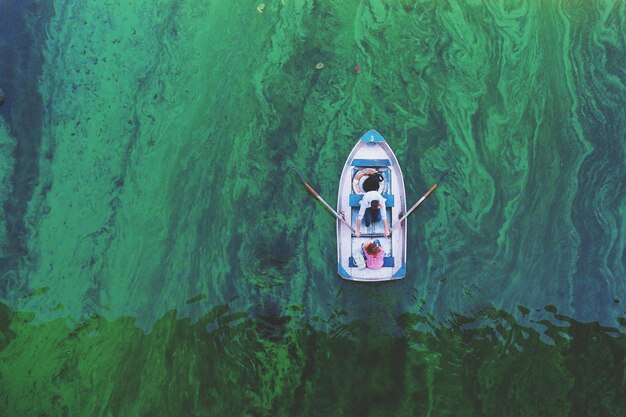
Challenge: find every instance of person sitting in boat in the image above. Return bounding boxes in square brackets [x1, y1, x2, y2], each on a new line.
[362, 239, 385, 269]
[355, 190, 389, 237]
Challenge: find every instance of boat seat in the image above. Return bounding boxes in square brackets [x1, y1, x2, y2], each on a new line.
[349, 256, 395, 267]
[352, 159, 391, 167]
[349, 194, 395, 207]
[355, 231, 391, 237]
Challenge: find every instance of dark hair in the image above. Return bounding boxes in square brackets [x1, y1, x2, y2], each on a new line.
[365, 242, 381, 255]
[371, 200, 380, 209]
[362, 172, 383, 192]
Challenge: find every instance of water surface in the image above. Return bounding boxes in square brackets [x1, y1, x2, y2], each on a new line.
[1, 0, 625, 416]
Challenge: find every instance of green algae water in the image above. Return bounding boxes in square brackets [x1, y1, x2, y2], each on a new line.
[1, 0, 625, 415]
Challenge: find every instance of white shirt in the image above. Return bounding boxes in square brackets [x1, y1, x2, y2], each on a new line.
[357, 191, 387, 221]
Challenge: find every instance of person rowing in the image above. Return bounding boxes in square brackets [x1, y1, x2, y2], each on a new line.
[355, 190, 389, 237]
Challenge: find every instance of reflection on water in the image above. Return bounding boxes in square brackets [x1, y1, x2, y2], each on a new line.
[1, 301, 624, 416]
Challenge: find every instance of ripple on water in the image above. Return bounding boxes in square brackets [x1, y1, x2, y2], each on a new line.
[239, 228, 297, 289]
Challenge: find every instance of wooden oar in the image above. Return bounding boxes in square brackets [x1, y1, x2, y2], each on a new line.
[290, 166, 356, 233]
[391, 166, 453, 231]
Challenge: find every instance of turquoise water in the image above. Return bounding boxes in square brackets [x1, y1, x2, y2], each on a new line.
[1, 0, 625, 415]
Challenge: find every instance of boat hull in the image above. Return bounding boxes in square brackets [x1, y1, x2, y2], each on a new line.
[337, 130, 407, 281]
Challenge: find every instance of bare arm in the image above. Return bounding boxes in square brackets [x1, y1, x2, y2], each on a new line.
[381, 199, 389, 236]
[355, 200, 366, 238]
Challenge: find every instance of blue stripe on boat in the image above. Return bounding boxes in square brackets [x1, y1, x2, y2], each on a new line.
[359, 130, 385, 143]
[352, 159, 391, 167]
[349, 256, 395, 267]
[349, 194, 395, 207]
[338, 264, 351, 278]
[392, 264, 406, 278]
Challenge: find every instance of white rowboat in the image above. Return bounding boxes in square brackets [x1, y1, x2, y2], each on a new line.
[336, 130, 407, 281]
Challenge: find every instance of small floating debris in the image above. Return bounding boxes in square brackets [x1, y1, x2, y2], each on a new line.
[354, 65, 361, 74]
[315, 62, 324, 70]
[256, 3, 265, 13]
